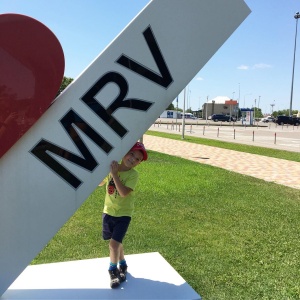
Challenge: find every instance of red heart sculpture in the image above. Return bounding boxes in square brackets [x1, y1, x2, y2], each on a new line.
[0, 13, 65, 158]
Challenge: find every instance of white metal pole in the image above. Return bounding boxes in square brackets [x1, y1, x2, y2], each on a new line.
[182, 88, 186, 139]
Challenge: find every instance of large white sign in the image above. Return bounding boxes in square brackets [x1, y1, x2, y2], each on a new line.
[0, 0, 250, 296]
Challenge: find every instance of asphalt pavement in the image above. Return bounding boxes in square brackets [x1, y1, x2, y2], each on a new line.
[150, 119, 300, 152]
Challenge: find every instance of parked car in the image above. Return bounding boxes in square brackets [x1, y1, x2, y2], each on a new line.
[293, 117, 300, 126]
[211, 114, 233, 122]
[274, 115, 299, 125]
[261, 116, 274, 123]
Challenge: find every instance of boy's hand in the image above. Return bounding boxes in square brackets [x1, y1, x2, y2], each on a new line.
[110, 160, 119, 176]
[109, 160, 132, 197]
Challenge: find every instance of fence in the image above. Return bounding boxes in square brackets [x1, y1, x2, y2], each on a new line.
[151, 120, 300, 152]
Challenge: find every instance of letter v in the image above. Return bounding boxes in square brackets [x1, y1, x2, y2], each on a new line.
[116, 26, 173, 88]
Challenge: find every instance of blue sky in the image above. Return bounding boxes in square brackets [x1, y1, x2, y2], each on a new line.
[2, 0, 300, 114]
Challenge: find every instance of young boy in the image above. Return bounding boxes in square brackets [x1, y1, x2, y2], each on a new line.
[99, 142, 148, 288]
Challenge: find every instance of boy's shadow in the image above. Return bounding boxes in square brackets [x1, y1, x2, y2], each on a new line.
[119, 272, 200, 299]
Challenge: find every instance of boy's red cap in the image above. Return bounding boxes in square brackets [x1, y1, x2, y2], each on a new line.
[130, 142, 148, 161]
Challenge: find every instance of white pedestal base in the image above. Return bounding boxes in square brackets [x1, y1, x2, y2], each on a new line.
[2, 252, 201, 300]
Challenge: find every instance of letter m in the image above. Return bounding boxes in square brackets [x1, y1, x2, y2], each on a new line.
[30, 109, 113, 189]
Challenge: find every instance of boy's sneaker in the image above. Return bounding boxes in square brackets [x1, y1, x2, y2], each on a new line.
[108, 268, 120, 288]
[118, 264, 128, 282]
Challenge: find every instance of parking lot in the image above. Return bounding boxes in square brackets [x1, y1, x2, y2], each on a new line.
[151, 119, 300, 153]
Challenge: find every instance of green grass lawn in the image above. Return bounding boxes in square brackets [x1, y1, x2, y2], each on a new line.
[146, 130, 300, 162]
[33, 142, 300, 299]
[32, 132, 300, 300]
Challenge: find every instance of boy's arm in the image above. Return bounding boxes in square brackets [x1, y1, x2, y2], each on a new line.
[111, 172, 133, 197]
[110, 160, 133, 197]
[98, 174, 108, 186]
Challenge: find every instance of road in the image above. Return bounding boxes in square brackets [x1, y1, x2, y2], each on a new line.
[150, 119, 300, 153]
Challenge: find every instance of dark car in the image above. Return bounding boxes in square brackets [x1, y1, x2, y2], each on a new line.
[211, 114, 233, 122]
[275, 115, 300, 125]
[275, 116, 292, 125]
[292, 117, 300, 126]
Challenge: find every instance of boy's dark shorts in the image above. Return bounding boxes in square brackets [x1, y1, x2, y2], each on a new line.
[102, 213, 131, 243]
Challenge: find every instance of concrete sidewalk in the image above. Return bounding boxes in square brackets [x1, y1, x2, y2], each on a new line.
[150, 122, 300, 152]
[143, 134, 300, 190]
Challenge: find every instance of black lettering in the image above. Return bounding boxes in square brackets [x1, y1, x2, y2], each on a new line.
[30, 110, 113, 189]
[116, 26, 173, 88]
[81, 72, 153, 137]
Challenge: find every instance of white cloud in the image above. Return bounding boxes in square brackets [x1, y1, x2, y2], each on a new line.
[237, 65, 249, 70]
[238, 63, 272, 70]
[196, 77, 204, 81]
[252, 63, 272, 69]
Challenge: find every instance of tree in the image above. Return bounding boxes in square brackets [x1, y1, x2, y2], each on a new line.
[254, 107, 263, 118]
[56, 76, 74, 97]
[166, 103, 175, 110]
[273, 109, 298, 117]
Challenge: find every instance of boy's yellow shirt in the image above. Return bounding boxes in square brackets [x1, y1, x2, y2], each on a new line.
[103, 168, 139, 217]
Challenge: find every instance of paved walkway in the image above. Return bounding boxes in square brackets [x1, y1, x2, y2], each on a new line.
[143, 134, 300, 190]
[151, 121, 300, 152]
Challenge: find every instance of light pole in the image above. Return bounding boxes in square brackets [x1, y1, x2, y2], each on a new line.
[176, 96, 178, 130]
[189, 90, 191, 112]
[270, 101, 275, 115]
[198, 96, 201, 118]
[182, 88, 186, 139]
[289, 12, 300, 116]
[205, 95, 209, 124]
[254, 99, 256, 124]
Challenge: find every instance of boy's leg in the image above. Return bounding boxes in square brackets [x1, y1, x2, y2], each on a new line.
[107, 216, 131, 286]
[109, 239, 121, 264]
[102, 215, 121, 288]
[110, 216, 131, 265]
[119, 243, 124, 261]
[118, 244, 128, 282]
[108, 239, 122, 288]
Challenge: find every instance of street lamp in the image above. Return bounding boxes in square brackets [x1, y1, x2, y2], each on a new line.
[271, 101, 275, 115]
[289, 12, 300, 116]
[182, 87, 186, 139]
[176, 96, 178, 130]
[205, 95, 209, 124]
[254, 98, 256, 124]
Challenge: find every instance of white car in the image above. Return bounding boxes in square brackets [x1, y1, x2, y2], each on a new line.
[261, 116, 274, 123]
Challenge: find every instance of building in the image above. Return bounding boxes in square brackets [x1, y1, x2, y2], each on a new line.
[159, 110, 196, 119]
[202, 96, 239, 119]
[159, 110, 181, 119]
